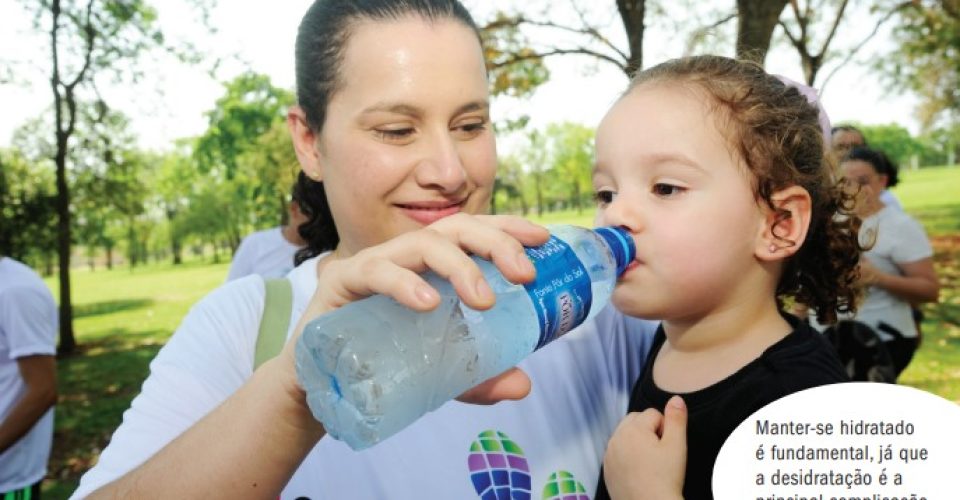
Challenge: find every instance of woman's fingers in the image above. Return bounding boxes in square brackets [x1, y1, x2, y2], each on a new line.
[456, 367, 532, 405]
[315, 214, 550, 313]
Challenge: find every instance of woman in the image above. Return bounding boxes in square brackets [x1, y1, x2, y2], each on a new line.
[73, 1, 664, 498]
[837, 146, 939, 378]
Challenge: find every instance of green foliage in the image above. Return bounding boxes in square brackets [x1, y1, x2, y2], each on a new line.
[194, 72, 295, 178]
[885, 1, 960, 129]
[480, 11, 551, 99]
[0, 148, 57, 266]
[859, 123, 927, 167]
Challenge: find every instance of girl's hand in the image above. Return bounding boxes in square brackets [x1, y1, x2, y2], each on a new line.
[603, 396, 688, 500]
[278, 214, 550, 404]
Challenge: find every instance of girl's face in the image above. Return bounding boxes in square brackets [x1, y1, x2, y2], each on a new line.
[305, 17, 495, 257]
[840, 159, 887, 216]
[593, 83, 771, 323]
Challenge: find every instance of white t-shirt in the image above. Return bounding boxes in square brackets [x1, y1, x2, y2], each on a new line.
[73, 256, 657, 499]
[226, 227, 302, 281]
[0, 257, 58, 492]
[879, 190, 903, 211]
[853, 206, 933, 340]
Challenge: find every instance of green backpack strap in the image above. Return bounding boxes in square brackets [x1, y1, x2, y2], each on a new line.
[254, 278, 293, 370]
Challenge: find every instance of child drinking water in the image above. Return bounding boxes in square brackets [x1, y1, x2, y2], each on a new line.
[592, 55, 863, 499]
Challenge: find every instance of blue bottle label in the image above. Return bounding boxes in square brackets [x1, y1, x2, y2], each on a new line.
[523, 236, 592, 350]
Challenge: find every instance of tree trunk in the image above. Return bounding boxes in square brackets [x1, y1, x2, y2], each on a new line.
[106, 244, 113, 270]
[172, 238, 182, 265]
[54, 141, 75, 354]
[616, 0, 646, 75]
[735, 0, 790, 64]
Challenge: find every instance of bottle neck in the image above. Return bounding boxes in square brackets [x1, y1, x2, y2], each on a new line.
[593, 226, 636, 276]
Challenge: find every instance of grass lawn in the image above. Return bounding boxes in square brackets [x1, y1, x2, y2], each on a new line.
[42, 260, 228, 498]
[39, 168, 958, 498]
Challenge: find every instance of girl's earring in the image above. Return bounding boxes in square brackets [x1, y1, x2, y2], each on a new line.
[769, 244, 778, 253]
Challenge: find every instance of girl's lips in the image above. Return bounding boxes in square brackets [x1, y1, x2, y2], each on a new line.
[396, 201, 464, 225]
[621, 260, 641, 276]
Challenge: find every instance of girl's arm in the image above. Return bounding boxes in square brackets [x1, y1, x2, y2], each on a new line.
[861, 258, 940, 304]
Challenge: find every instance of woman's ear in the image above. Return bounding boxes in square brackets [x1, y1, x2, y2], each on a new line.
[287, 106, 323, 182]
[756, 185, 812, 261]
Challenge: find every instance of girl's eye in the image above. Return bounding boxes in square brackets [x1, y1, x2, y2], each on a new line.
[594, 190, 616, 206]
[375, 128, 415, 143]
[652, 183, 685, 197]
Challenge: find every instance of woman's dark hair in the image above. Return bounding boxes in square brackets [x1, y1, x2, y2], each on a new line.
[843, 146, 900, 187]
[629, 55, 865, 324]
[293, 0, 481, 265]
[843, 146, 885, 174]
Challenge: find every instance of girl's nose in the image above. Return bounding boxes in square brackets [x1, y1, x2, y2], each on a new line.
[595, 194, 643, 234]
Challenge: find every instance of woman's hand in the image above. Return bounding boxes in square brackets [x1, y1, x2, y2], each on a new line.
[278, 214, 550, 404]
[603, 396, 688, 500]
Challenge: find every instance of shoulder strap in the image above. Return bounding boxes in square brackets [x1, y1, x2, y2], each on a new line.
[254, 278, 293, 370]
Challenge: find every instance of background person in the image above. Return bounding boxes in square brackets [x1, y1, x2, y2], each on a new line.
[226, 184, 310, 281]
[73, 1, 666, 498]
[0, 256, 58, 499]
[830, 124, 903, 210]
[832, 146, 940, 378]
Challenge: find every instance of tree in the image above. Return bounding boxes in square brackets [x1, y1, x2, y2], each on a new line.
[884, 0, 960, 130]
[543, 122, 594, 214]
[19, 0, 212, 354]
[0, 149, 57, 270]
[859, 123, 926, 167]
[155, 144, 198, 265]
[194, 72, 295, 179]
[736, 0, 791, 63]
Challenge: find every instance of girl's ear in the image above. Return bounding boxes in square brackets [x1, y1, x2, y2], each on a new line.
[287, 106, 324, 182]
[756, 185, 812, 261]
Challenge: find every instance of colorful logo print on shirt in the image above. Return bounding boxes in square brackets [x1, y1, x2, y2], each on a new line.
[541, 471, 589, 500]
[467, 430, 532, 500]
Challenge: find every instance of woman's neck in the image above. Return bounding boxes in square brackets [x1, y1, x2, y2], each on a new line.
[652, 296, 792, 393]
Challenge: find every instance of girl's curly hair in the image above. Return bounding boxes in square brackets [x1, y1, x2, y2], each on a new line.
[630, 55, 864, 324]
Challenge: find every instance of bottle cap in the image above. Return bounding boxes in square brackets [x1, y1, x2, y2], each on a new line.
[594, 226, 636, 277]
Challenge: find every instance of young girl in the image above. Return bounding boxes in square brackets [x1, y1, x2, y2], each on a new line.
[592, 55, 862, 499]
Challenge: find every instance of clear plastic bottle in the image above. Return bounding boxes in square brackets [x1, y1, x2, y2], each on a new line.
[295, 225, 635, 449]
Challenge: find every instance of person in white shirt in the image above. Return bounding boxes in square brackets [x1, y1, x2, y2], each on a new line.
[72, 1, 684, 498]
[0, 257, 58, 499]
[836, 146, 940, 377]
[226, 187, 309, 281]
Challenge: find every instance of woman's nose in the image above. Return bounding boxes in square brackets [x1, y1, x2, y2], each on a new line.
[414, 133, 467, 192]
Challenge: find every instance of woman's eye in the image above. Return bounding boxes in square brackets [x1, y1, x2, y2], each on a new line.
[454, 120, 487, 137]
[594, 190, 616, 205]
[652, 183, 684, 197]
[375, 128, 415, 143]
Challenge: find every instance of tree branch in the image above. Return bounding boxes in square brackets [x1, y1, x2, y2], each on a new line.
[489, 47, 626, 73]
[814, 0, 851, 60]
[489, 16, 629, 64]
[685, 12, 736, 56]
[819, 1, 915, 94]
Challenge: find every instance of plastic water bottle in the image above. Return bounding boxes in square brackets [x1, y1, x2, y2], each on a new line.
[295, 225, 635, 449]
